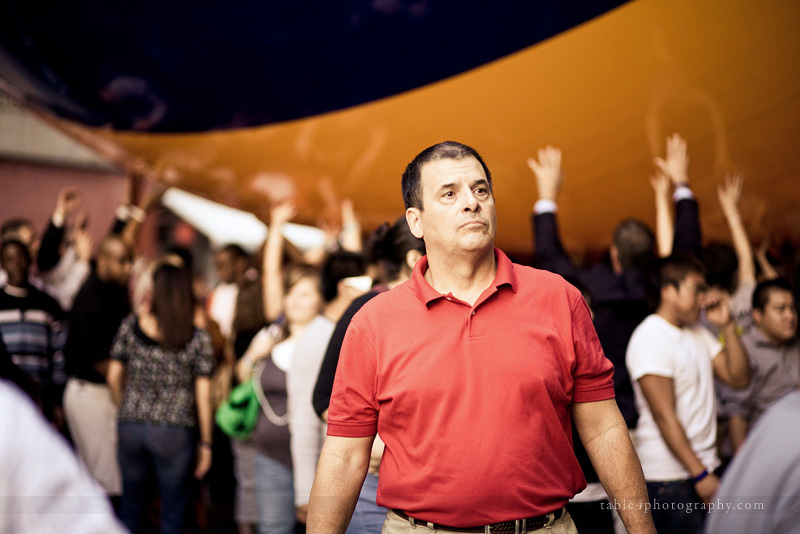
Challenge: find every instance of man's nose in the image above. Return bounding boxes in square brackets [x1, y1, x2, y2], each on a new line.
[461, 188, 480, 211]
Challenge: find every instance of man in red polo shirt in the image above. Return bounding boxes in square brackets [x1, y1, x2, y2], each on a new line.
[308, 142, 656, 534]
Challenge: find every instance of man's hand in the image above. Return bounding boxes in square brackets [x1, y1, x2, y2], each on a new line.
[649, 170, 671, 199]
[54, 187, 81, 226]
[717, 172, 743, 222]
[194, 445, 212, 479]
[527, 146, 563, 202]
[270, 198, 297, 228]
[654, 133, 689, 185]
[703, 288, 732, 328]
[694, 472, 720, 505]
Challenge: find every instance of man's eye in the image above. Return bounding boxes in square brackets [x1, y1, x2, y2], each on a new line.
[443, 191, 455, 198]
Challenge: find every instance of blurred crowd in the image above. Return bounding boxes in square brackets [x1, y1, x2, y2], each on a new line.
[0, 133, 798, 534]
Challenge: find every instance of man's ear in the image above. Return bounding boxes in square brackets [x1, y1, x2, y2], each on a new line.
[405, 249, 423, 271]
[752, 308, 763, 327]
[406, 208, 423, 239]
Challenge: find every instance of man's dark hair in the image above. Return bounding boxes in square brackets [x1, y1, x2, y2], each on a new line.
[365, 217, 426, 282]
[401, 141, 493, 210]
[752, 278, 793, 311]
[321, 251, 367, 302]
[646, 252, 707, 310]
[0, 239, 31, 263]
[151, 263, 196, 350]
[612, 219, 655, 272]
[220, 244, 248, 260]
[703, 242, 738, 293]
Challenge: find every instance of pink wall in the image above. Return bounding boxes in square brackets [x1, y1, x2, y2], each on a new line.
[0, 159, 126, 243]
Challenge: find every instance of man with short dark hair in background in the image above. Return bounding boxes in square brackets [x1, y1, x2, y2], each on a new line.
[62, 235, 132, 500]
[308, 141, 656, 534]
[726, 279, 799, 436]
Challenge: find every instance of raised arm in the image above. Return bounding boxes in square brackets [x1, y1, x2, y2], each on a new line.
[263, 200, 297, 323]
[527, 147, 581, 279]
[655, 133, 702, 257]
[717, 173, 756, 286]
[307, 435, 375, 534]
[121, 182, 167, 253]
[704, 288, 751, 389]
[755, 237, 779, 281]
[38, 187, 82, 273]
[338, 199, 362, 253]
[572, 399, 656, 533]
[650, 170, 674, 258]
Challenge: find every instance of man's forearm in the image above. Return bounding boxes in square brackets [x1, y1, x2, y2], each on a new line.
[586, 422, 657, 534]
[721, 323, 751, 389]
[574, 400, 656, 534]
[307, 436, 372, 534]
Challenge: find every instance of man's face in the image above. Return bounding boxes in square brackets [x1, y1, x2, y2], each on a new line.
[1, 243, 31, 287]
[754, 289, 798, 345]
[406, 156, 496, 256]
[214, 251, 236, 285]
[663, 271, 707, 325]
[101, 240, 133, 286]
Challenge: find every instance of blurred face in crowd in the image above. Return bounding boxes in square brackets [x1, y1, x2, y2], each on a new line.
[98, 238, 133, 286]
[662, 271, 707, 326]
[283, 275, 323, 327]
[406, 156, 496, 257]
[754, 289, 798, 345]
[214, 250, 243, 285]
[1, 242, 31, 287]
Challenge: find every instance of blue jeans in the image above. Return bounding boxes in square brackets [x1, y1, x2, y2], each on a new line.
[117, 422, 195, 534]
[647, 479, 707, 534]
[347, 473, 386, 534]
[254, 452, 295, 534]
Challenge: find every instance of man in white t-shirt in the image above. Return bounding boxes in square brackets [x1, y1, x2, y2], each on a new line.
[626, 253, 750, 534]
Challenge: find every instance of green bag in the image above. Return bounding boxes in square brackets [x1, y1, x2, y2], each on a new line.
[215, 378, 260, 440]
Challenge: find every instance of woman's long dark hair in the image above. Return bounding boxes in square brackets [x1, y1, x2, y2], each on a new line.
[150, 263, 196, 350]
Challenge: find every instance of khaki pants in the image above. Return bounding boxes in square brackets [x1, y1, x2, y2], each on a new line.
[382, 509, 578, 534]
[63, 378, 121, 495]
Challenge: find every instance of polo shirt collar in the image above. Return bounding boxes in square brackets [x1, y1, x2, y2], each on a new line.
[411, 247, 518, 306]
[747, 325, 799, 349]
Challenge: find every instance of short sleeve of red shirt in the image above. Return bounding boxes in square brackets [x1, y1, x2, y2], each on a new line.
[326, 319, 379, 437]
[569, 294, 615, 403]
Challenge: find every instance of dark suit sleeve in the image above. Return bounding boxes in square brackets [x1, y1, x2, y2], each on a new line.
[673, 197, 702, 257]
[37, 220, 64, 273]
[109, 215, 127, 236]
[532, 211, 582, 280]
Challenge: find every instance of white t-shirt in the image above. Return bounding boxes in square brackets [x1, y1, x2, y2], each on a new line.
[626, 314, 723, 481]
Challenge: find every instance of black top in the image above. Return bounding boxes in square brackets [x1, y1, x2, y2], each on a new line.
[532, 197, 701, 428]
[313, 290, 381, 418]
[64, 272, 131, 383]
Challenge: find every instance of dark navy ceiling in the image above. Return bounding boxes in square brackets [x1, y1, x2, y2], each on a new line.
[0, 1, 628, 133]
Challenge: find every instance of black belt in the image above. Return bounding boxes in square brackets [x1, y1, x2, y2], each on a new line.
[391, 507, 565, 533]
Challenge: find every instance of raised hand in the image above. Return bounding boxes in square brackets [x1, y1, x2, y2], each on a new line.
[717, 172, 743, 221]
[54, 186, 82, 224]
[527, 146, 563, 202]
[650, 169, 672, 199]
[270, 198, 297, 227]
[703, 288, 732, 328]
[654, 133, 689, 185]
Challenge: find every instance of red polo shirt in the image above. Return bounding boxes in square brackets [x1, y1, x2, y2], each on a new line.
[327, 249, 614, 526]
